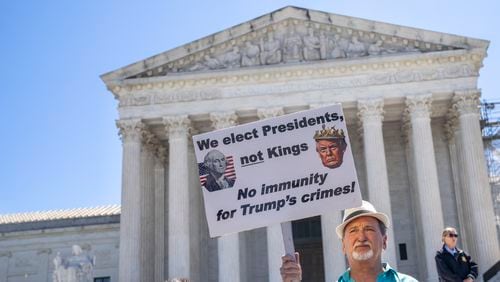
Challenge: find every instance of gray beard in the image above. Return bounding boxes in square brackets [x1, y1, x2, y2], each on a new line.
[352, 249, 374, 261]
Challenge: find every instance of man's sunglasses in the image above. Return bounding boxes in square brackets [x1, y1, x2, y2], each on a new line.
[447, 234, 459, 238]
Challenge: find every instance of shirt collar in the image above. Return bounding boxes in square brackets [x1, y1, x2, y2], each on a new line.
[444, 245, 457, 255]
[341, 263, 398, 281]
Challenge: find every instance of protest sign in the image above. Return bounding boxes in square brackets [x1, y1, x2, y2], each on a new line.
[192, 104, 362, 237]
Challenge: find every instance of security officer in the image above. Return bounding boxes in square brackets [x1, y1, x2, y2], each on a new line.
[435, 227, 478, 281]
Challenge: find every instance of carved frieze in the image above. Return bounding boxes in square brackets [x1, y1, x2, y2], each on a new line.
[128, 19, 461, 79]
[119, 62, 476, 107]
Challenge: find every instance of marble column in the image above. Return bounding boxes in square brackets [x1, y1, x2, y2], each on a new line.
[453, 90, 500, 272]
[210, 111, 241, 282]
[405, 95, 443, 282]
[357, 99, 398, 268]
[444, 113, 470, 252]
[163, 115, 192, 280]
[117, 119, 145, 282]
[257, 107, 286, 282]
[141, 131, 157, 282]
[320, 213, 345, 282]
[154, 146, 167, 282]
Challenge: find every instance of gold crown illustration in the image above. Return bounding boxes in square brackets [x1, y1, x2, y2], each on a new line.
[313, 125, 345, 140]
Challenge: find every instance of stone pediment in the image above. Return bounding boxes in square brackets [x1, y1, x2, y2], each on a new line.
[101, 6, 488, 83]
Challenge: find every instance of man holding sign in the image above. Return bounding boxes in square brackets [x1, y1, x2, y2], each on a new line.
[281, 201, 417, 282]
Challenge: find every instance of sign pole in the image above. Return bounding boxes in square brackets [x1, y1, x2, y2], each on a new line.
[281, 221, 295, 256]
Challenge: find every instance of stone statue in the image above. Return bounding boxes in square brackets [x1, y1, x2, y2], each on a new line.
[368, 40, 383, 56]
[52, 245, 95, 282]
[331, 34, 348, 59]
[283, 26, 302, 63]
[319, 30, 328, 60]
[259, 32, 282, 65]
[302, 27, 321, 61]
[241, 41, 260, 67]
[347, 36, 367, 58]
[220, 46, 241, 68]
[202, 55, 222, 70]
[53, 253, 64, 282]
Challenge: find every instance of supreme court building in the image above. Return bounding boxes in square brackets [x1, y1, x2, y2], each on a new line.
[3, 5, 496, 282]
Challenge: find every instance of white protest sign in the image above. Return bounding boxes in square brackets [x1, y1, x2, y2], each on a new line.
[193, 104, 362, 237]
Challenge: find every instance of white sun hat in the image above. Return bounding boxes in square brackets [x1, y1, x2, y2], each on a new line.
[335, 200, 390, 239]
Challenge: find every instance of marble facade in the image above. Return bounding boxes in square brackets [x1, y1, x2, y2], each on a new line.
[99, 6, 497, 282]
[0, 207, 120, 282]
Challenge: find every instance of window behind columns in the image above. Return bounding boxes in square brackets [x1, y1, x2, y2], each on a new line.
[292, 216, 324, 282]
[94, 277, 111, 282]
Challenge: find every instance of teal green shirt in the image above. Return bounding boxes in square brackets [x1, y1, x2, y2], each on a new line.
[338, 263, 418, 282]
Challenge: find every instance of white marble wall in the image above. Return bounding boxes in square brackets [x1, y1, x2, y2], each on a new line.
[0, 223, 119, 282]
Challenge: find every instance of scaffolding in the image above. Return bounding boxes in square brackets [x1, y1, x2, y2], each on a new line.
[481, 99, 500, 238]
[481, 100, 500, 183]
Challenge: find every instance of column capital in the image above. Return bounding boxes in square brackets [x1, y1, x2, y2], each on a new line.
[117, 119, 145, 143]
[357, 98, 384, 123]
[405, 94, 433, 120]
[163, 115, 192, 139]
[210, 111, 238, 129]
[257, 107, 284, 119]
[453, 89, 481, 116]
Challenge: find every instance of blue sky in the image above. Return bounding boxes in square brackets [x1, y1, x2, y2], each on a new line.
[0, 0, 498, 214]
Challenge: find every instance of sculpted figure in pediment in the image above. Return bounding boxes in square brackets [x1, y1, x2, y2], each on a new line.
[241, 41, 261, 67]
[319, 30, 328, 60]
[368, 40, 383, 56]
[283, 26, 303, 63]
[259, 31, 282, 65]
[220, 46, 241, 68]
[347, 36, 367, 58]
[303, 27, 321, 61]
[187, 55, 222, 71]
[378, 40, 420, 55]
[402, 45, 420, 53]
[331, 34, 348, 59]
